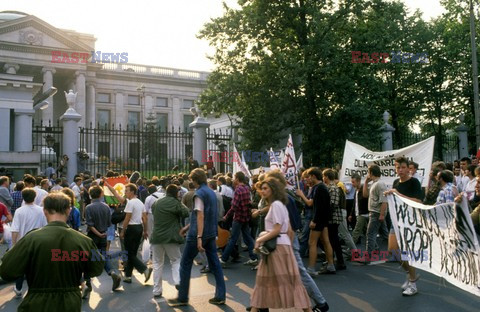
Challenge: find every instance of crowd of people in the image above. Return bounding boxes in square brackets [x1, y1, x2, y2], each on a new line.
[0, 154, 479, 311]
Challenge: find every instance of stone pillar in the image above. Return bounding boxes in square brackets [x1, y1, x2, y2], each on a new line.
[456, 114, 469, 159]
[190, 112, 210, 166]
[60, 91, 82, 183]
[41, 67, 56, 123]
[14, 109, 35, 152]
[75, 71, 86, 128]
[86, 82, 96, 127]
[0, 108, 10, 151]
[172, 97, 181, 130]
[115, 91, 125, 127]
[379, 111, 395, 151]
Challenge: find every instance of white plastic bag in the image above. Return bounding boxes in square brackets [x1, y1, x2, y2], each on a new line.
[142, 238, 151, 263]
[2, 223, 12, 248]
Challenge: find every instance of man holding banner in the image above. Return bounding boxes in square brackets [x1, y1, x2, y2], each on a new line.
[385, 156, 424, 296]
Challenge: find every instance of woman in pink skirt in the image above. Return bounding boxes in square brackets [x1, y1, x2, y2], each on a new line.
[250, 177, 311, 312]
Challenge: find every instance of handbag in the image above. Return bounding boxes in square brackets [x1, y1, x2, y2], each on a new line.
[111, 204, 126, 224]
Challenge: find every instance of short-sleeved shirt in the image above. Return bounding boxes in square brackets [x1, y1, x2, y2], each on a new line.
[124, 198, 145, 225]
[392, 177, 424, 201]
[265, 200, 290, 245]
[10, 203, 47, 239]
[368, 180, 387, 213]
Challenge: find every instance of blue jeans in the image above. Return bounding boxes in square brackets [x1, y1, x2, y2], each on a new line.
[221, 220, 257, 262]
[292, 234, 326, 306]
[299, 209, 313, 257]
[366, 212, 382, 255]
[178, 238, 226, 302]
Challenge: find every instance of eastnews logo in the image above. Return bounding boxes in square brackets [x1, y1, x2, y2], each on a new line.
[51, 51, 128, 63]
[351, 51, 429, 64]
[202, 150, 270, 163]
[351, 249, 428, 262]
[51, 249, 128, 261]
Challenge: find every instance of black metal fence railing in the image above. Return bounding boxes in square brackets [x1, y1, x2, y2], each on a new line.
[393, 132, 459, 163]
[206, 128, 232, 174]
[32, 120, 63, 176]
[79, 124, 193, 177]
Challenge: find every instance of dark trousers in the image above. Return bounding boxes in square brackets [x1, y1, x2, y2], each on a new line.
[85, 232, 113, 286]
[124, 224, 147, 277]
[346, 199, 355, 229]
[328, 223, 345, 266]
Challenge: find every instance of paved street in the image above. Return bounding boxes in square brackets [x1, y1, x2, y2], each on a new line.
[0, 240, 479, 312]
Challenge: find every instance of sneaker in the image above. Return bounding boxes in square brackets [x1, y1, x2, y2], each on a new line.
[313, 302, 330, 312]
[219, 258, 227, 268]
[402, 274, 420, 291]
[81, 286, 92, 299]
[153, 293, 162, 299]
[144, 267, 153, 283]
[111, 272, 121, 291]
[167, 298, 188, 306]
[13, 286, 22, 298]
[402, 282, 418, 296]
[200, 266, 211, 273]
[209, 297, 226, 305]
[123, 277, 132, 284]
[307, 267, 318, 276]
[244, 258, 258, 266]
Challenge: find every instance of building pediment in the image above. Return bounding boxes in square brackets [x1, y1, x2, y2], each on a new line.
[0, 14, 93, 52]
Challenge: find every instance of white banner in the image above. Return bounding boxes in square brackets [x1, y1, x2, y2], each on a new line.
[387, 193, 480, 297]
[269, 147, 280, 170]
[282, 134, 297, 190]
[339, 137, 434, 187]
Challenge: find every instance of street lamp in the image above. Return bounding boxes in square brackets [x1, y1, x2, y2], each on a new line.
[137, 84, 145, 130]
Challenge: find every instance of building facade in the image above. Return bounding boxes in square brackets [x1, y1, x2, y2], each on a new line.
[0, 11, 213, 180]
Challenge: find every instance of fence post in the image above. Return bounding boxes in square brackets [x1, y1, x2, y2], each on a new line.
[456, 113, 469, 159]
[60, 90, 81, 183]
[380, 111, 395, 151]
[190, 108, 210, 166]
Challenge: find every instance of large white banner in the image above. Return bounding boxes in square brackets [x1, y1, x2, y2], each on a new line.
[281, 134, 297, 190]
[387, 193, 480, 297]
[339, 137, 434, 187]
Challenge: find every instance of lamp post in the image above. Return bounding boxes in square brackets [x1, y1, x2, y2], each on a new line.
[137, 84, 145, 130]
[469, 0, 480, 149]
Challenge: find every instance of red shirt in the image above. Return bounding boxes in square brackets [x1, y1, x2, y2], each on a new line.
[0, 203, 8, 233]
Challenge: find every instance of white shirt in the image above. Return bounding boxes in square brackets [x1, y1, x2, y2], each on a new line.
[125, 198, 145, 225]
[144, 191, 165, 214]
[412, 172, 424, 185]
[25, 186, 48, 207]
[465, 177, 477, 200]
[219, 185, 233, 198]
[458, 175, 470, 192]
[10, 203, 47, 240]
[71, 184, 82, 202]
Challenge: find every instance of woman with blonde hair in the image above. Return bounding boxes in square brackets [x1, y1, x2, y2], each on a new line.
[250, 177, 311, 312]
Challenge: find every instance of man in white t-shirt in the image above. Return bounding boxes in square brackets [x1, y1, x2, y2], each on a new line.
[10, 188, 47, 297]
[144, 185, 165, 238]
[23, 175, 47, 207]
[106, 182, 152, 284]
[217, 177, 233, 199]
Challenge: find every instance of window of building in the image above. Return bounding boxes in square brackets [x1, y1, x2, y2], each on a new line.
[97, 93, 111, 103]
[156, 97, 168, 107]
[182, 99, 194, 109]
[128, 95, 140, 105]
[98, 142, 110, 158]
[156, 113, 168, 131]
[97, 109, 110, 129]
[127, 111, 140, 129]
[184, 114, 194, 132]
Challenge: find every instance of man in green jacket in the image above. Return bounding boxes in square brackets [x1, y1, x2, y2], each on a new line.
[150, 184, 190, 298]
[0, 192, 104, 312]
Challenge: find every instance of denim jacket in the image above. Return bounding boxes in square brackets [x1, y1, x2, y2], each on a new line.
[186, 183, 218, 241]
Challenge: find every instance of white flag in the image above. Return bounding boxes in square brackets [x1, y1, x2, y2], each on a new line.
[233, 145, 251, 178]
[281, 134, 297, 189]
[269, 148, 280, 170]
[296, 153, 303, 169]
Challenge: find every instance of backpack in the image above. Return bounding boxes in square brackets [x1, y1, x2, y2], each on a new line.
[111, 203, 126, 224]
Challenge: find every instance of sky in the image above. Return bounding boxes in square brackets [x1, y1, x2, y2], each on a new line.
[1, 0, 445, 72]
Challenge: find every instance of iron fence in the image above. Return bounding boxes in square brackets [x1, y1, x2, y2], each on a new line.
[32, 120, 63, 176]
[206, 128, 233, 174]
[79, 124, 193, 177]
[393, 132, 459, 163]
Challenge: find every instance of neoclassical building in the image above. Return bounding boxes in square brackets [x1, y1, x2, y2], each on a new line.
[0, 11, 219, 180]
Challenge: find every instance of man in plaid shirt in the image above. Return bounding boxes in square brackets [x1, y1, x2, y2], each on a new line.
[435, 170, 458, 204]
[323, 169, 346, 271]
[220, 172, 258, 266]
[10, 181, 24, 216]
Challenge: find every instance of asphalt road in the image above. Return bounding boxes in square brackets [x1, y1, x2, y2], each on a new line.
[1, 239, 479, 312]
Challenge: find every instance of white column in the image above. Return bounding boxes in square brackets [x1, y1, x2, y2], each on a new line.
[75, 71, 86, 128]
[86, 82, 96, 127]
[115, 91, 125, 127]
[60, 109, 81, 183]
[14, 109, 35, 152]
[190, 116, 210, 166]
[172, 97, 181, 130]
[41, 67, 56, 124]
[0, 108, 10, 151]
